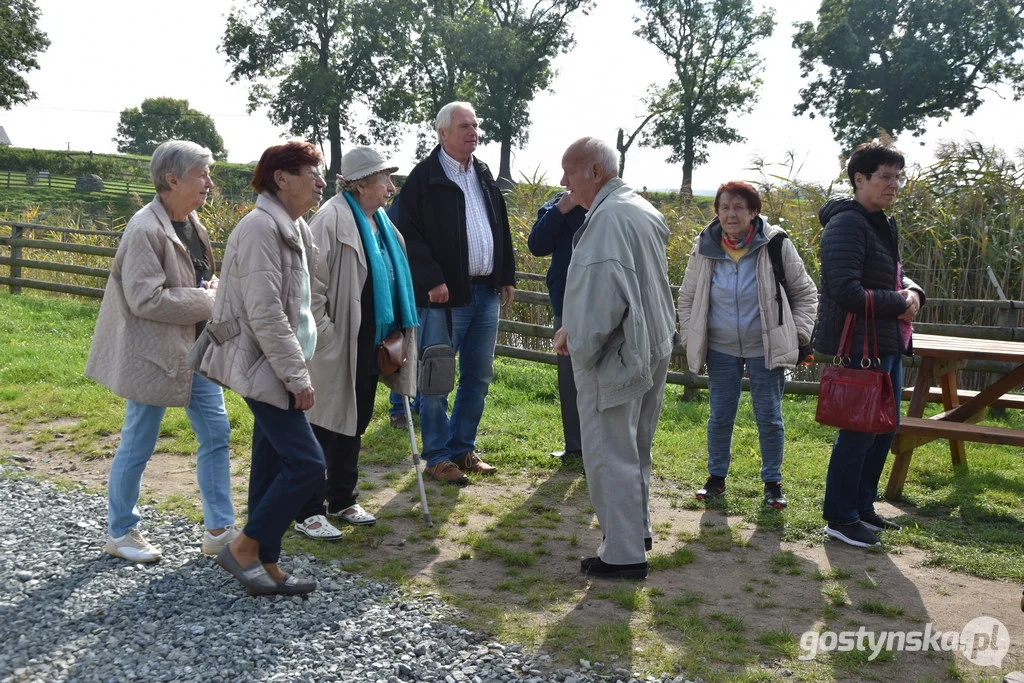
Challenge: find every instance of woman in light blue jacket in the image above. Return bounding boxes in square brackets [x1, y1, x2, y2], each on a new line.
[677, 181, 817, 509]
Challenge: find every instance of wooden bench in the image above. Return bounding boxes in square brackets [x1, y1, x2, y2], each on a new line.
[901, 386, 1024, 410]
[896, 416, 1024, 448]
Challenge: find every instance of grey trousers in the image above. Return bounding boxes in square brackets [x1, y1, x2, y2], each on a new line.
[575, 353, 670, 565]
[553, 316, 582, 452]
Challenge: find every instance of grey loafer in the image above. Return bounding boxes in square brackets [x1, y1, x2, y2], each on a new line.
[273, 574, 317, 596]
[215, 546, 277, 596]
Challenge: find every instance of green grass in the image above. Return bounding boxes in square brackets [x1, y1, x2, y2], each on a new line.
[857, 600, 906, 618]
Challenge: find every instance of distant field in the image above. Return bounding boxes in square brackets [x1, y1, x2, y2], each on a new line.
[0, 169, 155, 198]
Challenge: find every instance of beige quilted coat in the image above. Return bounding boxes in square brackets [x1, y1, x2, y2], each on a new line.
[197, 193, 318, 410]
[305, 194, 418, 436]
[85, 197, 217, 407]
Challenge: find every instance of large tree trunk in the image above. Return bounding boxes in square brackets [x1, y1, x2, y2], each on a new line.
[497, 137, 514, 191]
[679, 138, 695, 204]
[327, 108, 343, 180]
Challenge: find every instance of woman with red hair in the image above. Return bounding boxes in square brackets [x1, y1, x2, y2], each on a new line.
[196, 141, 328, 596]
[677, 181, 818, 509]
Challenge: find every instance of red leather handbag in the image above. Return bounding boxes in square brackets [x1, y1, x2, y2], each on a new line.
[815, 291, 898, 434]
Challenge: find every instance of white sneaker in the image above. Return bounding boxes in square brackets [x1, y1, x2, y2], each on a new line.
[201, 526, 241, 556]
[294, 515, 343, 540]
[104, 528, 162, 563]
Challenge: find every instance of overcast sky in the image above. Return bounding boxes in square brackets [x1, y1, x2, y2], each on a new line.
[3, 0, 1022, 193]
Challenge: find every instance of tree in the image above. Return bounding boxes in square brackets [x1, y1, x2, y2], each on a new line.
[221, 0, 417, 178]
[634, 0, 775, 201]
[468, 0, 593, 185]
[793, 0, 1024, 150]
[616, 109, 662, 178]
[114, 98, 227, 159]
[398, 0, 592, 184]
[383, 1, 479, 159]
[0, 0, 50, 110]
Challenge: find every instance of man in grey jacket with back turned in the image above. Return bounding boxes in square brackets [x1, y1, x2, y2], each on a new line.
[553, 137, 676, 580]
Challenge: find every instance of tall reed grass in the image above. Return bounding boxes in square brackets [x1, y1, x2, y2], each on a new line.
[3, 138, 1022, 318]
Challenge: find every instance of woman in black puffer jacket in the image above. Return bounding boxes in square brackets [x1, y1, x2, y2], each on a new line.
[813, 142, 926, 550]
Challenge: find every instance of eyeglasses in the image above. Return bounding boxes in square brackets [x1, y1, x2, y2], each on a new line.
[867, 172, 907, 188]
[292, 169, 324, 181]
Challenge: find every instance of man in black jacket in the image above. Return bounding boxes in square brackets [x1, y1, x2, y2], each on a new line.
[813, 142, 925, 549]
[397, 101, 516, 485]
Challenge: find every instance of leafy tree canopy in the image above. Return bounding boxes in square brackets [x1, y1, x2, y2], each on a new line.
[635, 0, 775, 199]
[221, 0, 418, 177]
[793, 0, 1024, 150]
[378, 0, 592, 183]
[0, 0, 50, 110]
[114, 97, 227, 160]
[469, 0, 592, 184]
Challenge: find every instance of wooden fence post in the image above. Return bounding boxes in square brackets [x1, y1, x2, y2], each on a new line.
[9, 224, 23, 294]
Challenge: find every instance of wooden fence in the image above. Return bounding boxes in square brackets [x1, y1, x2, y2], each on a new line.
[3, 220, 1023, 396]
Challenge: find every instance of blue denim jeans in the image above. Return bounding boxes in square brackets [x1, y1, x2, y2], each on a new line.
[419, 283, 500, 466]
[107, 374, 234, 537]
[389, 390, 417, 417]
[705, 348, 786, 482]
[244, 397, 325, 564]
[823, 354, 903, 525]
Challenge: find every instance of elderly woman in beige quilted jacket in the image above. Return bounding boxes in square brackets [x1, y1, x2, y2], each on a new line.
[85, 140, 237, 564]
[677, 181, 818, 510]
[197, 141, 327, 597]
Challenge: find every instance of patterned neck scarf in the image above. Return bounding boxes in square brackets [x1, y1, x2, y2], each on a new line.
[721, 223, 756, 251]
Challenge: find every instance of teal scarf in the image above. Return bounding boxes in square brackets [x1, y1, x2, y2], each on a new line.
[343, 192, 418, 344]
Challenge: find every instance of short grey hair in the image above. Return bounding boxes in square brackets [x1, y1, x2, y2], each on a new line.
[575, 137, 618, 178]
[338, 169, 387, 194]
[150, 140, 214, 192]
[435, 101, 475, 142]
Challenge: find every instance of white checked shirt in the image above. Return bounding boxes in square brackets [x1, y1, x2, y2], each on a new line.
[438, 147, 494, 277]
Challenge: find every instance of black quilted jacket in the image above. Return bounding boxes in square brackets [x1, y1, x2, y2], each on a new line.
[812, 197, 925, 357]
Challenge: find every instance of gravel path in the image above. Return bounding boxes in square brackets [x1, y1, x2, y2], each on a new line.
[0, 466, 688, 683]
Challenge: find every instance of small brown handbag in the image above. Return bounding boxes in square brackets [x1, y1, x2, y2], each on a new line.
[376, 329, 406, 376]
[815, 290, 898, 434]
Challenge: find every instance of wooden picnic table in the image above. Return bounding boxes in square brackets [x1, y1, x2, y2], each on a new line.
[885, 333, 1024, 499]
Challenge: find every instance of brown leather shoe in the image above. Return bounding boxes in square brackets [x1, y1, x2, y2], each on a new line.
[424, 460, 469, 486]
[453, 451, 497, 475]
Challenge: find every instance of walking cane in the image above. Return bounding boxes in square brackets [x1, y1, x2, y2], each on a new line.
[403, 394, 432, 526]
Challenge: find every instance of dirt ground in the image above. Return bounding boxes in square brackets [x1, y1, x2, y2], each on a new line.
[2, 417, 1022, 682]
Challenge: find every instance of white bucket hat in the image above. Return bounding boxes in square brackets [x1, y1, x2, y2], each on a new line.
[340, 146, 399, 182]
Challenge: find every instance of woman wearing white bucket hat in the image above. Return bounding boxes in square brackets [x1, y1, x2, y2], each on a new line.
[293, 147, 419, 538]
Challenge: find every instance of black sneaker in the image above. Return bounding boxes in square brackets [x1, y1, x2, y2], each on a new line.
[860, 511, 901, 532]
[696, 475, 726, 500]
[763, 481, 787, 509]
[825, 522, 881, 548]
[580, 556, 648, 579]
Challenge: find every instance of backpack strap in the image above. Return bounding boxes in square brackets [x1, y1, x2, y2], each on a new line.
[767, 231, 789, 326]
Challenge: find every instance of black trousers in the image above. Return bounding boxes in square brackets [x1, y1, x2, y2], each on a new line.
[246, 395, 325, 562]
[553, 315, 582, 452]
[297, 272, 379, 521]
